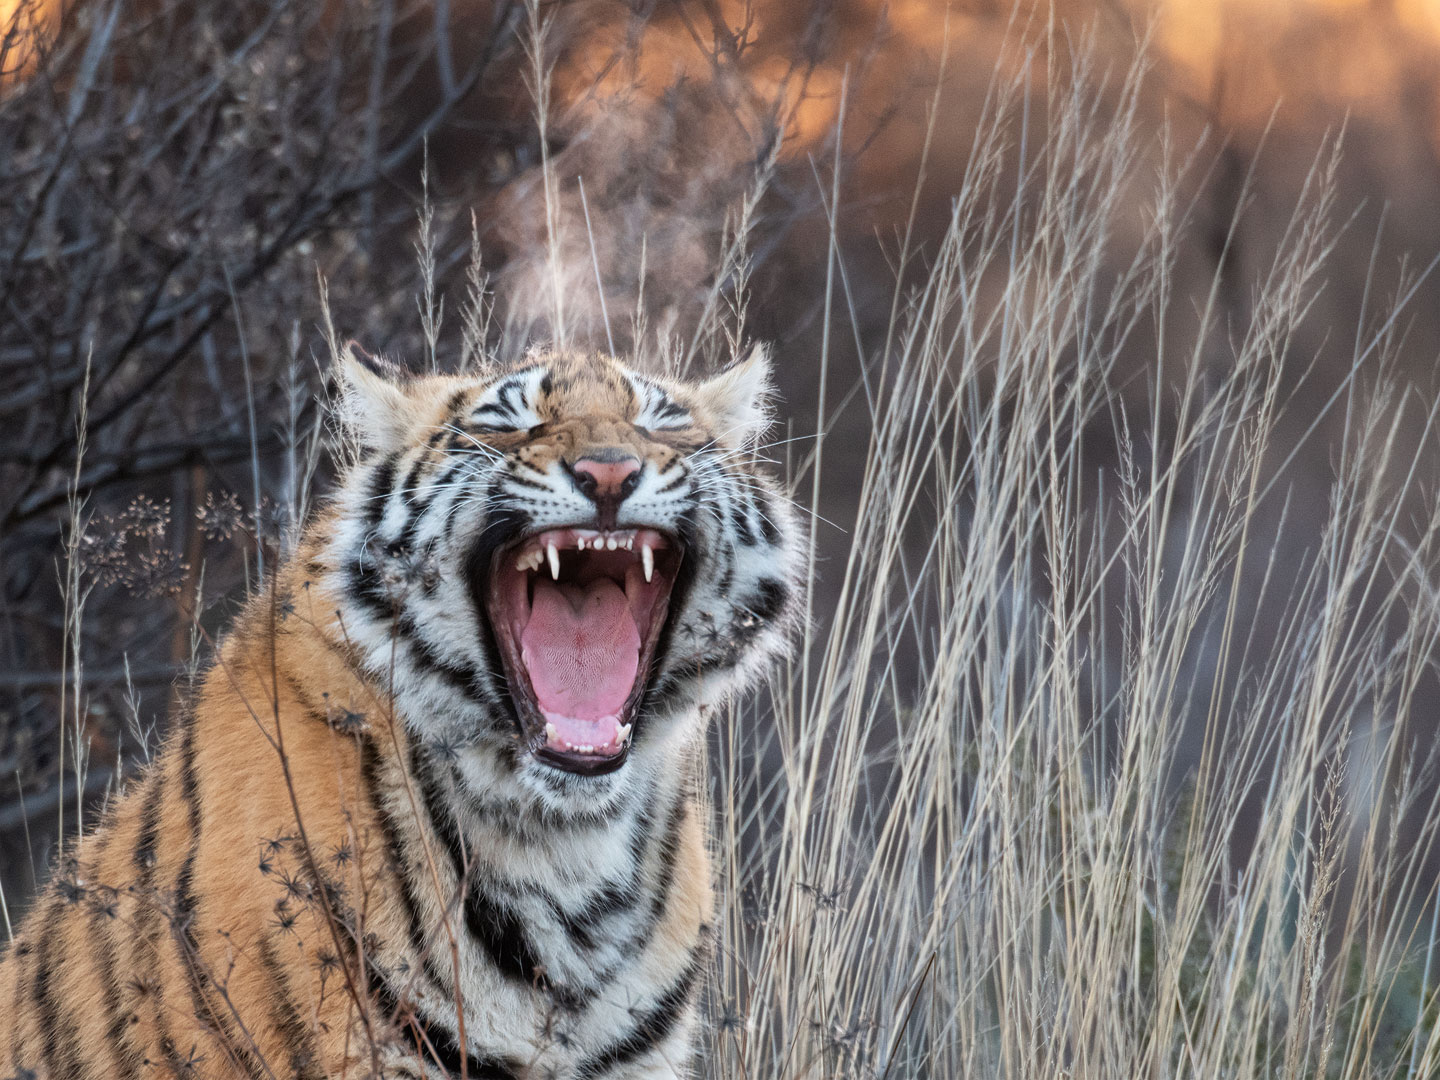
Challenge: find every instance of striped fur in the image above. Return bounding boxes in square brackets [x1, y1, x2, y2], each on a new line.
[0, 347, 802, 1079]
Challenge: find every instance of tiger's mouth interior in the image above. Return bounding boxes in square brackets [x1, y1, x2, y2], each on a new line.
[485, 527, 682, 775]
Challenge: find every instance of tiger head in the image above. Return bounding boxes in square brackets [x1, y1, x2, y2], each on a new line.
[317, 346, 803, 808]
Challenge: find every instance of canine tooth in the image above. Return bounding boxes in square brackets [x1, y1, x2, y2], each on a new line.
[642, 543, 654, 583]
[545, 722, 557, 741]
[547, 542, 560, 580]
[618, 722, 632, 743]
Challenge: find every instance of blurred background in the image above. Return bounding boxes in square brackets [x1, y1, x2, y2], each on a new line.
[3, 0, 1440, 916]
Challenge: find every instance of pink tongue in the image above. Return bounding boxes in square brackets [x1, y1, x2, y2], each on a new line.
[520, 577, 639, 725]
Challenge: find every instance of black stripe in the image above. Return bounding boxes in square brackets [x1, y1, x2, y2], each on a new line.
[95, 911, 145, 1080]
[746, 579, 790, 623]
[471, 401, 517, 423]
[132, 763, 165, 874]
[401, 453, 476, 544]
[415, 750, 553, 992]
[657, 469, 689, 494]
[347, 556, 395, 619]
[641, 517, 703, 715]
[178, 720, 202, 836]
[257, 934, 323, 1080]
[715, 559, 735, 598]
[497, 378, 529, 415]
[730, 494, 757, 546]
[755, 492, 782, 545]
[412, 750, 546, 988]
[370, 974, 521, 1080]
[398, 449, 426, 509]
[538, 793, 683, 1009]
[394, 615, 491, 707]
[85, 833, 143, 1080]
[345, 453, 404, 618]
[462, 885, 546, 986]
[502, 471, 551, 492]
[172, 722, 268, 1080]
[463, 506, 529, 748]
[549, 794, 654, 951]
[366, 453, 401, 526]
[30, 899, 86, 1078]
[572, 951, 705, 1079]
[410, 747, 470, 901]
[6, 937, 34, 1075]
[128, 764, 188, 1078]
[550, 879, 636, 952]
[583, 794, 686, 1000]
[548, 896, 599, 951]
[360, 739, 451, 996]
[465, 791, 614, 835]
[646, 796, 687, 927]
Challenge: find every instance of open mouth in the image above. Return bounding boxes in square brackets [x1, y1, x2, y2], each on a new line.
[485, 527, 683, 775]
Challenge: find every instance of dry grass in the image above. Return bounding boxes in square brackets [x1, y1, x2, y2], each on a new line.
[700, 30, 1440, 1080]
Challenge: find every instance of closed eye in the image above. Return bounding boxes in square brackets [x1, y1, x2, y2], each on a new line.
[646, 404, 691, 430]
[627, 373, 692, 430]
[468, 366, 547, 432]
[470, 404, 521, 432]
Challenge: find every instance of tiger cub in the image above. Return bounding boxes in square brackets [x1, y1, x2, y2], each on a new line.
[0, 346, 802, 1079]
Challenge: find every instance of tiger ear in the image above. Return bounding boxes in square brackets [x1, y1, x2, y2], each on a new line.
[696, 343, 773, 448]
[336, 344, 422, 452]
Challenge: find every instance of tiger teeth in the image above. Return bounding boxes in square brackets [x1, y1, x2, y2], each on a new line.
[514, 529, 667, 580]
[617, 723, 632, 743]
[545, 722, 557, 741]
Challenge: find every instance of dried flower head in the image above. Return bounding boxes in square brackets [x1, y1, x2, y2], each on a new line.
[197, 490, 244, 542]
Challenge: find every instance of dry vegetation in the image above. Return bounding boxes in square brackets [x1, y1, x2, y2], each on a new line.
[3, 0, 1440, 1077]
[710, 45, 1440, 1077]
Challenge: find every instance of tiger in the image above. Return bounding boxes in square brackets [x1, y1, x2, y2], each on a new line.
[0, 345, 803, 1079]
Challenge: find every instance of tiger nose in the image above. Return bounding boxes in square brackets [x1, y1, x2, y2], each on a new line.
[572, 455, 642, 499]
[570, 455, 642, 527]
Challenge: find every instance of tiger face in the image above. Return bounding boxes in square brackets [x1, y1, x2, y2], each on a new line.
[322, 346, 802, 809]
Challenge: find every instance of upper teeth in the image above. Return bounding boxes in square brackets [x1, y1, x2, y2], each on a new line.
[512, 529, 667, 580]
